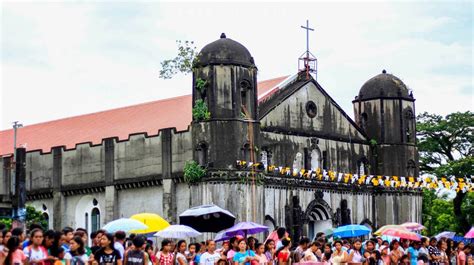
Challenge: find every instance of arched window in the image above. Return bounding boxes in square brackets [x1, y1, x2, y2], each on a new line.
[260, 151, 268, 168]
[85, 212, 89, 232]
[360, 113, 368, 131]
[91, 208, 100, 232]
[242, 143, 251, 162]
[240, 80, 252, 118]
[405, 109, 415, 143]
[43, 212, 49, 229]
[293, 152, 303, 172]
[196, 142, 208, 167]
[310, 149, 321, 170]
[407, 160, 416, 177]
[357, 158, 369, 175]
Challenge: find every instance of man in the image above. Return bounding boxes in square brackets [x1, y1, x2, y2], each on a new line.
[293, 237, 310, 262]
[114, 230, 127, 259]
[123, 236, 147, 265]
[62, 227, 74, 252]
[303, 241, 322, 262]
[199, 240, 221, 265]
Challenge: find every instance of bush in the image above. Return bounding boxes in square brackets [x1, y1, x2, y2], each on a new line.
[193, 99, 211, 121]
[184, 161, 206, 184]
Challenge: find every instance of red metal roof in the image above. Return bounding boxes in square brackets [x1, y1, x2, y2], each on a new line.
[0, 76, 289, 156]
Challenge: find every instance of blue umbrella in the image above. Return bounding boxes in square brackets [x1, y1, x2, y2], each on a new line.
[333, 224, 371, 238]
[224, 221, 269, 237]
[103, 218, 148, 233]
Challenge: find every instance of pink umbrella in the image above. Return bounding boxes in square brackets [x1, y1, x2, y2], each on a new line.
[382, 228, 421, 241]
[401, 222, 426, 231]
[465, 227, 474, 238]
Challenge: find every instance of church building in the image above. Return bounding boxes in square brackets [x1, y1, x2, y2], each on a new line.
[0, 34, 421, 240]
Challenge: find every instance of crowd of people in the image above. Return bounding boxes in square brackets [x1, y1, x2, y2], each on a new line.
[0, 224, 472, 265]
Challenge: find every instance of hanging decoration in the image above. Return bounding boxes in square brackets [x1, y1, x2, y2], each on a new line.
[235, 160, 474, 193]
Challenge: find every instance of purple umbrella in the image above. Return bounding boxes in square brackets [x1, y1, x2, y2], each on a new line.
[224, 221, 269, 237]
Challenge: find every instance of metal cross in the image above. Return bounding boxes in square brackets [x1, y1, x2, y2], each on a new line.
[301, 20, 314, 58]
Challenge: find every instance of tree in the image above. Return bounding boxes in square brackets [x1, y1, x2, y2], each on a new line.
[0, 205, 48, 230]
[417, 111, 474, 234]
[159, 40, 197, 79]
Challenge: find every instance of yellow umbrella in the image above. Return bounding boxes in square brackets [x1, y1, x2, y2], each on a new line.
[374, 225, 408, 236]
[130, 213, 170, 234]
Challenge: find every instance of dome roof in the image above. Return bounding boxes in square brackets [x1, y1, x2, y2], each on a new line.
[358, 70, 412, 100]
[194, 33, 255, 67]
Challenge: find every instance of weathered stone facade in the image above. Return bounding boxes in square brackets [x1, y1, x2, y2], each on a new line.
[0, 34, 421, 240]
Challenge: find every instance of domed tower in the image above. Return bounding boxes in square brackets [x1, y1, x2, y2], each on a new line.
[191, 33, 259, 169]
[353, 70, 418, 178]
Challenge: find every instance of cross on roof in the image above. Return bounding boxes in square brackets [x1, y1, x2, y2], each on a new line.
[301, 19, 314, 58]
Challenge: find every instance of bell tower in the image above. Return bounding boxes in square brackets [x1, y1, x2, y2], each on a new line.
[353, 70, 418, 178]
[191, 33, 260, 169]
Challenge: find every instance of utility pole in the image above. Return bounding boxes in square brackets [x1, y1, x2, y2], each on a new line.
[11, 121, 23, 224]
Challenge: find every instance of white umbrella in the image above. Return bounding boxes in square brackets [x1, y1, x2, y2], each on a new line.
[154, 225, 202, 239]
[103, 218, 148, 233]
[435, 231, 456, 240]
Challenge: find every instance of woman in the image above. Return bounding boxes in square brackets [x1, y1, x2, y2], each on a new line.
[254, 243, 268, 265]
[263, 240, 275, 263]
[348, 239, 363, 263]
[145, 244, 157, 265]
[156, 239, 174, 265]
[303, 242, 320, 262]
[390, 240, 403, 265]
[24, 229, 48, 265]
[175, 240, 187, 265]
[331, 240, 348, 265]
[89, 233, 122, 265]
[247, 238, 257, 252]
[446, 239, 455, 265]
[399, 255, 410, 265]
[4, 236, 27, 265]
[363, 241, 376, 261]
[233, 239, 256, 265]
[275, 238, 290, 265]
[438, 240, 449, 265]
[457, 242, 467, 265]
[65, 236, 88, 265]
[379, 246, 390, 265]
[407, 241, 420, 265]
[321, 243, 332, 265]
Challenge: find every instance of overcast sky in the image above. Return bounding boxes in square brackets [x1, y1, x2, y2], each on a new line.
[1, 1, 472, 130]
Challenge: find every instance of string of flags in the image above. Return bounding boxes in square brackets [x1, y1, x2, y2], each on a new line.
[235, 160, 474, 193]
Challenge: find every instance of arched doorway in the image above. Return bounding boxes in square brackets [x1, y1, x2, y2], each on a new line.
[304, 194, 334, 240]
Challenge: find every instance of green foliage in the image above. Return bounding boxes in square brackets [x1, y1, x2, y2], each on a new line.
[159, 40, 197, 79]
[192, 99, 211, 121]
[195, 78, 207, 94]
[0, 218, 12, 229]
[369, 139, 378, 146]
[183, 161, 206, 184]
[417, 111, 474, 233]
[0, 205, 47, 230]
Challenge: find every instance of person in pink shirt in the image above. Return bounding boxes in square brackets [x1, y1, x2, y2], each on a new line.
[457, 242, 471, 265]
[5, 236, 27, 265]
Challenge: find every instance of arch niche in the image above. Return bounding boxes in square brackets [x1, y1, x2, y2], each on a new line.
[304, 194, 335, 240]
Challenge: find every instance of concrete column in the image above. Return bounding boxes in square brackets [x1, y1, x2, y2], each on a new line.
[104, 138, 117, 223]
[160, 129, 176, 223]
[52, 147, 64, 230]
[104, 186, 117, 223]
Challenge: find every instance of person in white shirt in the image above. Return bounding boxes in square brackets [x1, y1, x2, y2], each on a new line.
[199, 240, 222, 265]
[114, 231, 126, 259]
